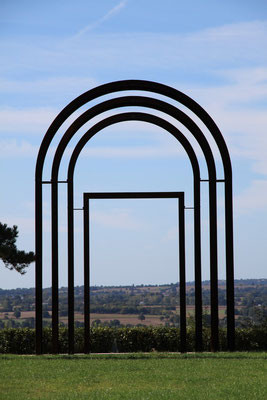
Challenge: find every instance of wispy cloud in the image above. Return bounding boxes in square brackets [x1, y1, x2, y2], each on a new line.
[0, 107, 57, 134]
[182, 67, 267, 176]
[1, 64, 267, 179]
[0, 139, 38, 158]
[1, 19, 267, 215]
[73, 1, 127, 38]
[0, 77, 97, 95]
[0, 139, 183, 159]
[1, 20, 267, 76]
[80, 143, 183, 159]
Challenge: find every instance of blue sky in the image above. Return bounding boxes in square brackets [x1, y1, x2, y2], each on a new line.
[0, 0, 267, 289]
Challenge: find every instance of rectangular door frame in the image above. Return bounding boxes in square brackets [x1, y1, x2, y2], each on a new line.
[83, 192, 186, 353]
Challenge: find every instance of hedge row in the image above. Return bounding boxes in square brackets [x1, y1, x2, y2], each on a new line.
[0, 326, 266, 354]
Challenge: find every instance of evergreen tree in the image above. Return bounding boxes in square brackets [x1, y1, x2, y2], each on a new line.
[0, 222, 35, 274]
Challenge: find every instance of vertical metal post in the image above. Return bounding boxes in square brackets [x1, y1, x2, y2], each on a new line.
[225, 179, 235, 350]
[67, 180, 75, 354]
[51, 181, 59, 353]
[209, 181, 219, 351]
[194, 180, 202, 351]
[35, 180, 43, 354]
[179, 194, 186, 352]
[83, 194, 90, 353]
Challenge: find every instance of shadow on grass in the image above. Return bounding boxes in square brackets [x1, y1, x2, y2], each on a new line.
[1, 352, 267, 361]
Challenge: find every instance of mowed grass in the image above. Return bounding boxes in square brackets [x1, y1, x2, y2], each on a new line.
[0, 352, 266, 400]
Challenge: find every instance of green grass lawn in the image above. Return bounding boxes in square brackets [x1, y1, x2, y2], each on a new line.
[0, 352, 266, 400]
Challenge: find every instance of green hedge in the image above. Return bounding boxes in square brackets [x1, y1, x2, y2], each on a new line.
[0, 326, 266, 354]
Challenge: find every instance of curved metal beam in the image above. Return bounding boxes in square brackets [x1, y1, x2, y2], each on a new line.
[50, 95, 218, 352]
[66, 112, 201, 353]
[35, 80, 234, 353]
[35, 79, 231, 177]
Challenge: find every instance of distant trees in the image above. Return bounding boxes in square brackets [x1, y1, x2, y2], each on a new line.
[13, 310, 21, 319]
[1, 299, 12, 312]
[0, 223, 35, 274]
[138, 313, 145, 321]
[43, 311, 51, 318]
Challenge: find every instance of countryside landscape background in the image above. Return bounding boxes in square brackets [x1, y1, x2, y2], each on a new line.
[1, 279, 266, 330]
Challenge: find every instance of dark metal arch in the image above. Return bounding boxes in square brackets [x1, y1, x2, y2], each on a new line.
[67, 111, 200, 353]
[35, 80, 234, 354]
[35, 79, 231, 175]
[50, 95, 219, 353]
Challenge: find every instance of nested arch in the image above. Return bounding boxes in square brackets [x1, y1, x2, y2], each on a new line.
[35, 80, 234, 354]
[49, 95, 218, 352]
[49, 94, 220, 353]
[35, 79, 232, 176]
[67, 112, 200, 354]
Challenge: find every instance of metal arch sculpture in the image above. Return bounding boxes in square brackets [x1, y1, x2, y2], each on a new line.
[68, 112, 200, 354]
[51, 96, 217, 352]
[35, 80, 235, 354]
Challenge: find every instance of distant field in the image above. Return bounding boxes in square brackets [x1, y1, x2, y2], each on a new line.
[1, 279, 265, 331]
[0, 311, 35, 319]
[0, 305, 229, 326]
[0, 353, 266, 400]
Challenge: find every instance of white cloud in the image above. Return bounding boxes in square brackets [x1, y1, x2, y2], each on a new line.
[0, 138, 183, 160]
[1, 66, 267, 182]
[73, 1, 127, 38]
[181, 67, 267, 176]
[1, 20, 267, 75]
[0, 107, 57, 134]
[187, 20, 267, 43]
[0, 20, 266, 211]
[202, 106, 267, 175]
[185, 67, 267, 110]
[217, 67, 267, 87]
[0, 77, 97, 95]
[80, 144, 183, 159]
[0, 139, 38, 158]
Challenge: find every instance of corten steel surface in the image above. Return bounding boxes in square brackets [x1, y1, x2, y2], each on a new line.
[83, 192, 187, 353]
[35, 79, 235, 354]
